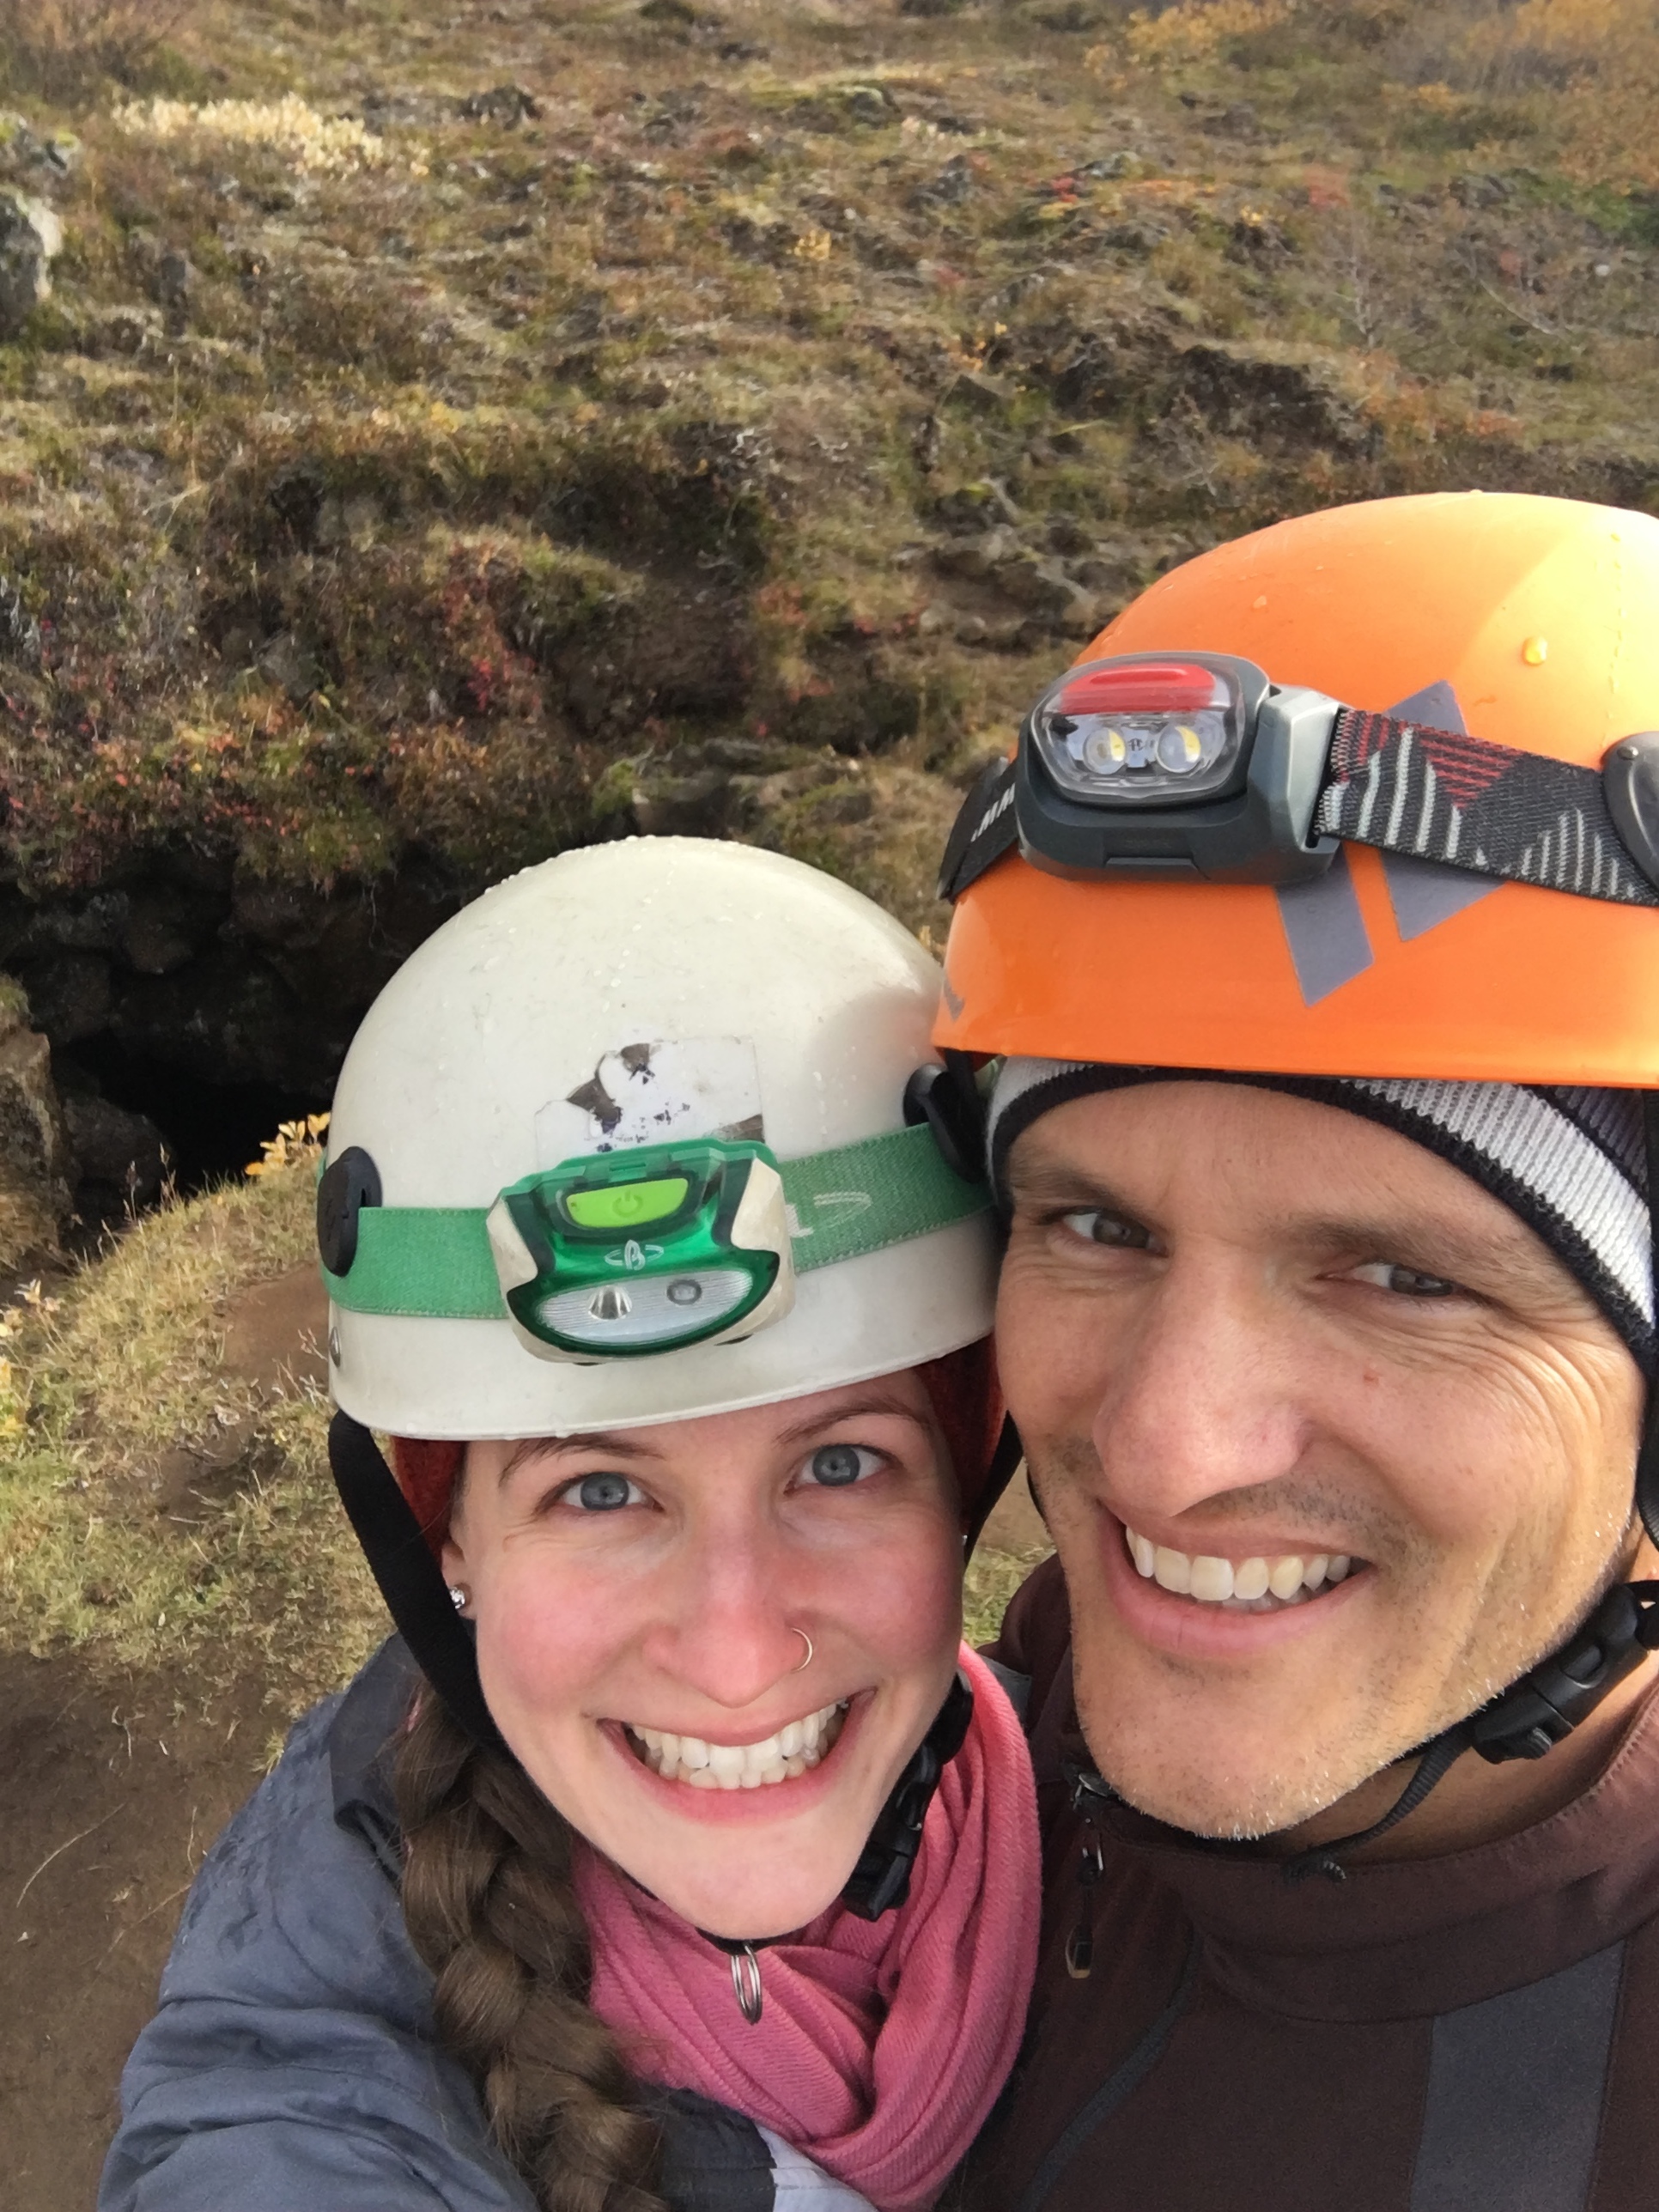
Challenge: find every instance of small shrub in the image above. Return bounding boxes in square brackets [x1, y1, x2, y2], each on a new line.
[1122, 0, 1297, 68]
[0, 0, 187, 104]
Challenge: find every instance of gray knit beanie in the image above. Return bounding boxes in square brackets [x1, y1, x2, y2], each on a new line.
[988, 1060, 1655, 1371]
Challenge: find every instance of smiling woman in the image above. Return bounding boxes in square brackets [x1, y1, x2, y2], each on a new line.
[100, 839, 1037, 2212]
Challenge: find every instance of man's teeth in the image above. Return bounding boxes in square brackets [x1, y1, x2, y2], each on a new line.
[626, 1699, 849, 1790]
[1124, 1526, 1353, 1610]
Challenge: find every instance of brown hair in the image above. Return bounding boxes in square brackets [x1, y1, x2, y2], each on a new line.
[394, 1690, 668, 2212]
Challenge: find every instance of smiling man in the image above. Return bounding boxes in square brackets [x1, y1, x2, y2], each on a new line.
[939, 491, 1659, 2212]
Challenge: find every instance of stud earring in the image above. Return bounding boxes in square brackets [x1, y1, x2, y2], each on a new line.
[448, 1585, 470, 1613]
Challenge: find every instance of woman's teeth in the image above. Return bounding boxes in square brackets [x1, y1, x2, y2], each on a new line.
[1124, 1525, 1354, 1611]
[625, 1699, 849, 1789]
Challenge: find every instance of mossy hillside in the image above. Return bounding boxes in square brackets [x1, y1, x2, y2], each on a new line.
[0, 0, 1653, 934]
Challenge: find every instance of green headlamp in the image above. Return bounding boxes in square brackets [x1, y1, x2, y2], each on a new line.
[319, 1114, 992, 1364]
[485, 1137, 793, 1360]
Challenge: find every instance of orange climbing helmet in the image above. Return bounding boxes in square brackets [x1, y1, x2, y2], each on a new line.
[934, 491, 1659, 1086]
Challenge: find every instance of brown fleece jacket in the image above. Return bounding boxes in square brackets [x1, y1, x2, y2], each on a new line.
[957, 1556, 1659, 2212]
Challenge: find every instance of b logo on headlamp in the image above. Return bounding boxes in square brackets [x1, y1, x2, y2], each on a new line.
[485, 1138, 796, 1363]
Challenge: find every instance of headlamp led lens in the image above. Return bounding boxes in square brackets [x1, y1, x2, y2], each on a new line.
[1032, 656, 1245, 807]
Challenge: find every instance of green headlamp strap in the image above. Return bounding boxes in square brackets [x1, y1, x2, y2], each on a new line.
[322, 1122, 989, 1320]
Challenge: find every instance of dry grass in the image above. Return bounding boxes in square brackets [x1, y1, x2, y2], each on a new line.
[964, 1538, 1050, 1650]
[0, 1146, 383, 1712]
[0, 0, 187, 104]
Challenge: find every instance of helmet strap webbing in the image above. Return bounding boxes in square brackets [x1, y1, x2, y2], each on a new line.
[327, 1411, 507, 1754]
[326, 1409, 974, 1921]
[1283, 1091, 1659, 1881]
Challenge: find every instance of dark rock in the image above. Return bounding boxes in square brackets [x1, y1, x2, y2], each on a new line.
[1071, 552, 1138, 596]
[111, 955, 327, 1090]
[1052, 322, 1172, 416]
[0, 191, 62, 342]
[21, 953, 112, 1047]
[631, 768, 735, 836]
[0, 113, 82, 185]
[1099, 218, 1169, 255]
[996, 552, 1088, 623]
[258, 632, 323, 704]
[4, 894, 127, 960]
[943, 370, 1012, 419]
[456, 84, 542, 126]
[155, 250, 193, 309]
[0, 575, 40, 665]
[933, 525, 1022, 580]
[118, 890, 199, 977]
[0, 982, 71, 1262]
[902, 0, 969, 14]
[62, 1091, 166, 1206]
[230, 871, 331, 952]
[1450, 172, 1510, 210]
[640, 0, 697, 17]
[1228, 212, 1293, 265]
[793, 84, 897, 132]
[1171, 341, 1373, 454]
[1047, 514, 1092, 556]
[807, 784, 876, 824]
[265, 465, 326, 549]
[935, 478, 1021, 531]
[909, 155, 978, 210]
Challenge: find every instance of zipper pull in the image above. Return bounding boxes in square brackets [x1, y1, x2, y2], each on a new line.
[1062, 1760, 1112, 1980]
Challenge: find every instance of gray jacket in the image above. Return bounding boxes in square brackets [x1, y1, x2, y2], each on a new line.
[100, 1639, 873, 2212]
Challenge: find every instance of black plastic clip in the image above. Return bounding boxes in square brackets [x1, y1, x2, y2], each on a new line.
[1471, 1578, 1659, 1763]
[317, 1146, 383, 1277]
[1603, 732, 1659, 895]
[904, 1054, 988, 1185]
[842, 1668, 974, 1920]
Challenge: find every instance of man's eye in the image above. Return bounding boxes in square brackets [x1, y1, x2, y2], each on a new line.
[1059, 1210, 1152, 1250]
[1349, 1261, 1461, 1298]
[558, 1471, 647, 1511]
[799, 1443, 882, 1488]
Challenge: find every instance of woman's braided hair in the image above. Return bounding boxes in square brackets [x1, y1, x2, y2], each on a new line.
[394, 1688, 669, 2212]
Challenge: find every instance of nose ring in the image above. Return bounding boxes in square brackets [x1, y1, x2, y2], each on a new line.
[792, 1628, 814, 1672]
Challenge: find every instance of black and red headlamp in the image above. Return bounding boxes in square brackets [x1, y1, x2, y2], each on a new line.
[940, 647, 1659, 912]
[1018, 650, 1339, 885]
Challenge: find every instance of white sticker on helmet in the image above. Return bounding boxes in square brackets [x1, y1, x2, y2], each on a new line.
[533, 1036, 764, 1162]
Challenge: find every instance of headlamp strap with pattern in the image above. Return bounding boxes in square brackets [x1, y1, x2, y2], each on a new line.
[939, 702, 1659, 909]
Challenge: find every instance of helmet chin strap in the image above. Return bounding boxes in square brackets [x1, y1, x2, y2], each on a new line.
[326, 1412, 974, 1921]
[1282, 1093, 1659, 1882]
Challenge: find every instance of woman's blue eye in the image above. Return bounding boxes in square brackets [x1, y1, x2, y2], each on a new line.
[572, 1472, 638, 1510]
[803, 1443, 880, 1488]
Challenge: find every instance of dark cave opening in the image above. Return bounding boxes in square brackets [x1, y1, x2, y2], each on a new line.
[57, 1035, 331, 1211]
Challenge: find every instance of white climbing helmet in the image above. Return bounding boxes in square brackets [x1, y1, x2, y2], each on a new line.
[319, 837, 995, 1439]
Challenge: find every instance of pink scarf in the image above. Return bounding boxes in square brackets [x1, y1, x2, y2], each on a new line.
[574, 1645, 1038, 2212]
